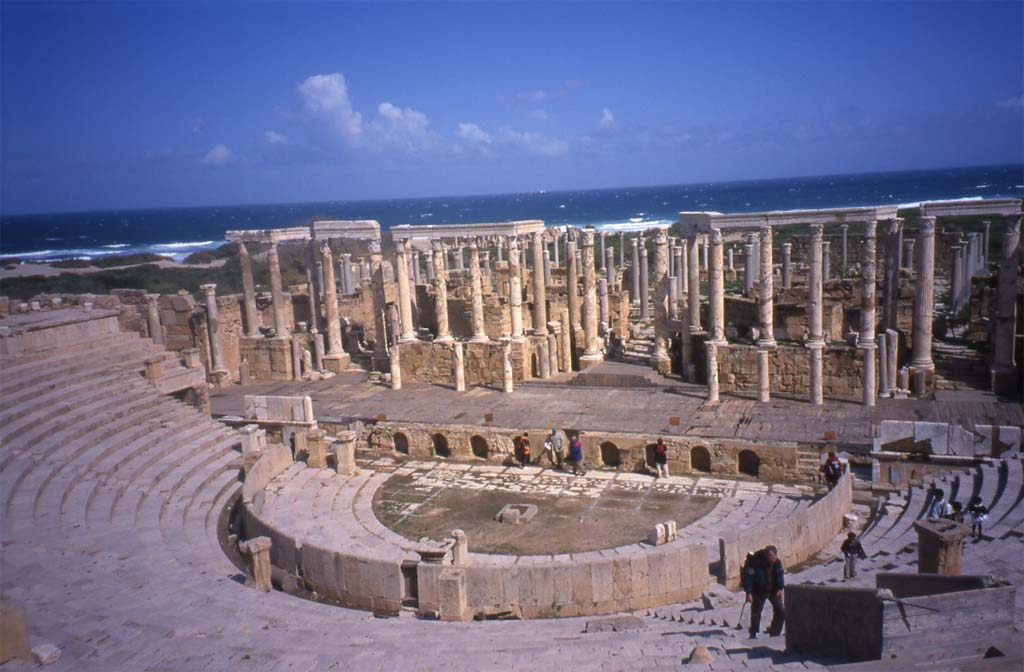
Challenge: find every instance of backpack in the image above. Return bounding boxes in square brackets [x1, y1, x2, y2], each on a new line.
[825, 460, 841, 479]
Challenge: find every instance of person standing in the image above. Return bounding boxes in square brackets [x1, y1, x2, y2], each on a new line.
[822, 451, 843, 490]
[742, 545, 785, 638]
[840, 532, 867, 580]
[568, 435, 585, 476]
[967, 496, 989, 539]
[929, 488, 951, 519]
[513, 432, 531, 468]
[548, 428, 565, 469]
[653, 438, 669, 478]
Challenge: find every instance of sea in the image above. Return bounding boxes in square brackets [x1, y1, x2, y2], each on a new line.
[1, 164, 1021, 263]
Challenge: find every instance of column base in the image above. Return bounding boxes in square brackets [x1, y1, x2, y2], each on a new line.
[579, 353, 605, 370]
[208, 368, 231, 388]
[470, 335, 490, 343]
[649, 355, 671, 376]
[990, 364, 1020, 396]
[434, 335, 454, 343]
[909, 363, 935, 398]
[399, 334, 418, 343]
[322, 352, 351, 373]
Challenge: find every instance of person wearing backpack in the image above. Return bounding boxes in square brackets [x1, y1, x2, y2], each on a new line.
[513, 432, 531, 468]
[741, 545, 785, 639]
[840, 532, 868, 580]
[822, 451, 843, 490]
[568, 435, 585, 476]
[653, 438, 669, 478]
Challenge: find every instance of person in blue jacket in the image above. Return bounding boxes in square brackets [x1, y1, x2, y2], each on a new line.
[567, 435, 585, 476]
[742, 545, 785, 638]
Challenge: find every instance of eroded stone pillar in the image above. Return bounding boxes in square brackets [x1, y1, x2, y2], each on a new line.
[877, 331, 890, 398]
[396, 240, 416, 342]
[468, 240, 487, 342]
[453, 342, 466, 391]
[599, 277, 610, 332]
[640, 243, 650, 320]
[335, 430, 358, 476]
[992, 216, 1021, 393]
[687, 228, 702, 332]
[630, 237, 641, 305]
[144, 293, 164, 345]
[454, 243, 464, 270]
[389, 342, 402, 390]
[532, 231, 548, 336]
[267, 241, 290, 336]
[598, 232, 606, 269]
[840, 224, 848, 273]
[701, 235, 709, 271]
[983, 221, 991, 268]
[903, 239, 915, 271]
[743, 237, 756, 297]
[580, 229, 603, 366]
[319, 243, 349, 372]
[859, 221, 878, 406]
[650, 229, 670, 372]
[886, 328, 899, 392]
[679, 237, 689, 298]
[291, 336, 302, 381]
[807, 224, 824, 405]
[432, 240, 452, 342]
[619, 231, 626, 267]
[508, 238, 524, 341]
[605, 247, 615, 290]
[675, 245, 685, 306]
[502, 340, 514, 393]
[951, 245, 965, 312]
[706, 341, 720, 403]
[238, 242, 260, 337]
[758, 226, 776, 402]
[370, 241, 389, 369]
[883, 219, 900, 331]
[910, 217, 936, 396]
[559, 308, 572, 372]
[781, 242, 792, 289]
[822, 240, 831, 282]
[240, 536, 273, 592]
[201, 284, 227, 379]
[566, 230, 579, 334]
[542, 248, 552, 287]
[708, 228, 726, 344]
[339, 253, 354, 295]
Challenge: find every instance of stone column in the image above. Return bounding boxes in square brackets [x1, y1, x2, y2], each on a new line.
[239, 537, 273, 592]
[668, 277, 679, 319]
[727, 247, 735, 274]
[531, 231, 548, 336]
[679, 237, 689, 297]
[144, 293, 164, 345]
[238, 241, 260, 337]
[859, 221, 878, 406]
[552, 233, 560, 266]
[394, 240, 416, 342]
[431, 240, 452, 342]
[454, 243, 464, 270]
[508, 238, 524, 341]
[701, 235, 709, 271]
[468, 240, 487, 342]
[687, 228, 702, 332]
[389, 342, 402, 390]
[706, 341, 720, 403]
[652, 229, 671, 372]
[840, 224, 848, 273]
[743, 237, 756, 297]
[580, 229, 603, 366]
[992, 216, 1021, 393]
[883, 219, 900, 331]
[675, 245, 685, 306]
[424, 250, 435, 282]
[781, 242, 792, 289]
[910, 217, 936, 396]
[639, 243, 650, 320]
[983, 221, 991, 268]
[319, 243, 348, 372]
[708, 228, 726, 344]
[542, 248, 552, 287]
[339, 253, 353, 295]
[502, 340, 514, 393]
[201, 284, 227, 380]
[877, 331, 890, 398]
[903, 239, 915, 271]
[481, 250, 491, 285]
[267, 241, 290, 336]
[619, 231, 626, 266]
[547, 332, 559, 373]
[304, 240, 323, 336]
[757, 225, 776, 402]
[453, 342, 465, 391]
[630, 237, 641, 305]
[559, 308, 572, 372]
[291, 335, 302, 381]
[807, 224, 825, 405]
[886, 328, 899, 393]
[335, 430, 358, 476]
[605, 247, 615, 289]
[598, 277, 610, 331]
[412, 251, 422, 285]
[370, 241, 390, 369]
[951, 245, 964, 312]
[566, 231, 579, 334]
[598, 232, 606, 270]
[822, 240, 831, 282]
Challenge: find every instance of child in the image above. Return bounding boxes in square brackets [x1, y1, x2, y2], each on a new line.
[966, 496, 989, 539]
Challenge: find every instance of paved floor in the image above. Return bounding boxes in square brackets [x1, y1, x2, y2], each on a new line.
[210, 362, 1024, 449]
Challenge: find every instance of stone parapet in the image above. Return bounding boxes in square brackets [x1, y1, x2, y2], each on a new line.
[716, 342, 863, 400]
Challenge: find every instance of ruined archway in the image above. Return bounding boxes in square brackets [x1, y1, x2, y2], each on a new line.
[470, 435, 489, 459]
[393, 432, 409, 455]
[738, 449, 760, 477]
[690, 446, 711, 472]
[600, 441, 620, 468]
[432, 433, 450, 458]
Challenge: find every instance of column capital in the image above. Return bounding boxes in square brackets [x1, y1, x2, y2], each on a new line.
[368, 239, 382, 254]
[580, 228, 595, 247]
[200, 283, 217, 294]
[430, 239, 445, 252]
[144, 293, 160, 304]
[653, 228, 669, 245]
[631, 237, 639, 248]
[918, 216, 937, 235]
[710, 227, 723, 245]
[808, 223, 824, 237]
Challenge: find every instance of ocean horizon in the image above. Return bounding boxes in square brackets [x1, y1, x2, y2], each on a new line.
[2, 163, 1021, 263]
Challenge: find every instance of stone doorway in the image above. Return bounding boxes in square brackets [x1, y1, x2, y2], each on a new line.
[393, 432, 409, 455]
[600, 441, 621, 468]
[691, 446, 711, 472]
[470, 435, 489, 459]
[432, 433, 450, 458]
[738, 449, 760, 477]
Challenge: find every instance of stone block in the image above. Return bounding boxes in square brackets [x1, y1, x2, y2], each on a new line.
[0, 602, 31, 663]
[591, 559, 614, 604]
[647, 523, 666, 546]
[914, 422, 948, 454]
[31, 643, 61, 666]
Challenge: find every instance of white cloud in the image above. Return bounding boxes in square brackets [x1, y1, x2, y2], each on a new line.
[200, 144, 236, 166]
[297, 73, 364, 145]
[598, 107, 615, 129]
[528, 108, 550, 122]
[497, 127, 568, 158]
[457, 122, 492, 145]
[996, 94, 1024, 110]
[265, 130, 288, 144]
[369, 102, 436, 151]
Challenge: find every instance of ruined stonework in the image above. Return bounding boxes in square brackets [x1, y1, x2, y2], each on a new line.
[716, 342, 864, 400]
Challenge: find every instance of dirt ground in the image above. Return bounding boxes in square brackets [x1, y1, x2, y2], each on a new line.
[373, 475, 718, 555]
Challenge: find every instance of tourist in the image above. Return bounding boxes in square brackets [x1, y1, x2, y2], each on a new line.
[840, 532, 867, 580]
[548, 428, 565, 469]
[653, 438, 669, 478]
[950, 501, 965, 523]
[741, 545, 785, 638]
[928, 488, 952, 519]
[513, 432, 531, 468]
[967, 496, 989, 539]
[822, 451, 843, 490]
[568, 435, 585, 476]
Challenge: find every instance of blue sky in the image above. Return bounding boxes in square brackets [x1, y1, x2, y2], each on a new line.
[2, 1, 1022, 214]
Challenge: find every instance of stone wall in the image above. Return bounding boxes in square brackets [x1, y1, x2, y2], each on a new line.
[723, 295, 845, 342]
[716, 342, 864, 400]
[396, 339, 532, 386]
[786, 585, 884, 661]
[361, 422, 821, 483]
[240, 336, 295, 380]
[718, 473, 852, 587]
